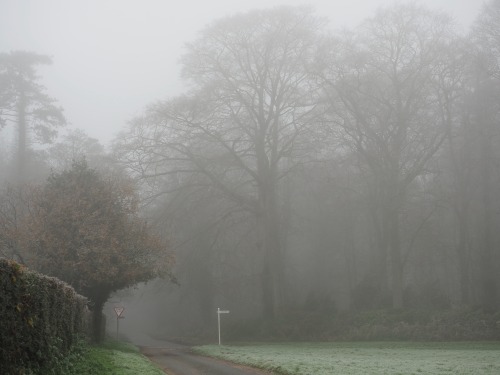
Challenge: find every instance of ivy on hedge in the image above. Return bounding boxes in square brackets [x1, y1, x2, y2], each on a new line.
[0, 258, 90, 374]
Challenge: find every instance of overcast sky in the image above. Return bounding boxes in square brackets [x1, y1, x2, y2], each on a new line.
[0, 0, 483, 147]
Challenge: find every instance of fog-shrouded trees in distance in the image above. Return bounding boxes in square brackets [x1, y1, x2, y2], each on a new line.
[45, 128, 106, 171]
[115, 6, 326, 319]
[1, 1, 498, 342]
[0, 51, 65, 183]
[317, 3, 458, 308]
[114, 2, 500, 334]
[468, 0, 500, 311]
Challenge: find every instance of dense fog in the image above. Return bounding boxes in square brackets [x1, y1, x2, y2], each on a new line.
[1, 1, 499, 342]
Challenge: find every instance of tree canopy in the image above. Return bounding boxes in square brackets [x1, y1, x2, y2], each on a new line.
[115, 6, 325, 318]
[113, 3, 500, 328]
[21, 161, 174, 341]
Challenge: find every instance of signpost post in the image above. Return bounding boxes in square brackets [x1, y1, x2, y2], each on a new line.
[217, 307, 230, 345]
[114, 306, 125, 340]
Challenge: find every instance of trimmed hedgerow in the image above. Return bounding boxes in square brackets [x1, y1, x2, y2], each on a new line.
[0, 258, 90, 375]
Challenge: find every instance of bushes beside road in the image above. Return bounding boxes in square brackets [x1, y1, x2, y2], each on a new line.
[0, 258, 90, 374]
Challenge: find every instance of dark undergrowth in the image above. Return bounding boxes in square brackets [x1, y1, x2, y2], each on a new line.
[223, 307, 500, 342]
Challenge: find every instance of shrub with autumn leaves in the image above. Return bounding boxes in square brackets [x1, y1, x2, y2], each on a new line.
[19, 160, 174, 342]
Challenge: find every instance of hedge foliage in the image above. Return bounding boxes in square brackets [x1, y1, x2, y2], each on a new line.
[0, 258, 90, 375]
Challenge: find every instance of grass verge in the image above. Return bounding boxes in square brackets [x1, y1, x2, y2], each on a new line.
[65, 339, 165, 375]
[193, 341, 500, 375]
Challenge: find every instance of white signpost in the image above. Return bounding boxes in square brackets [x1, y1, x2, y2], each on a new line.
[217, 307, 230, 345]
[114, 306, 125, 339]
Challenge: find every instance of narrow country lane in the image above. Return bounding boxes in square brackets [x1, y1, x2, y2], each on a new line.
[126, 331, 271, 375]
[141, 345, 271, 375]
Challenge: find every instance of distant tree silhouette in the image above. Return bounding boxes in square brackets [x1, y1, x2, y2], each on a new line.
[0, 51, 65, 182]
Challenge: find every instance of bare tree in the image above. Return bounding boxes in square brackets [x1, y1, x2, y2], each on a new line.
[469, 0, 500, 310]
[438, 40, 476, 305]
[473, 0, 500, 78]
[45, 128, 106, 171]
[318, 3, 457, 308]
[115, 6, 324, 318]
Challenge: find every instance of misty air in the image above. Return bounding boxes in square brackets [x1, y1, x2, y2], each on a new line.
[1, 1, 499, 374]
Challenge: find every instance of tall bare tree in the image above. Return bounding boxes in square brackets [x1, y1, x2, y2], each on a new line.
[318, 3, 457, 308]
[469, 0, 500, 310]
[115, 6, 324, 318]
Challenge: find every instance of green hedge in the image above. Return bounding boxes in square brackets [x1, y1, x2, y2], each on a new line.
[0, 258, 90, 374]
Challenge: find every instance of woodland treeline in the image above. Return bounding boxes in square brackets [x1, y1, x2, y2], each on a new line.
[1, 2, 500, 338]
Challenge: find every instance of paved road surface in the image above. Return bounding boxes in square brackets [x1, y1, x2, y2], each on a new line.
[142, 346, 271, 375]
[126, 331, 271, 375]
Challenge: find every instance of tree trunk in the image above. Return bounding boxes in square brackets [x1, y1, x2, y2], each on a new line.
[198, 266, 214, 325]
[89, 289, 111, 343]
[255, 121, 284, 320]
[261, 263, 275, 319]
[92, 298, 106, 343]
[446, 120, 472, 306]
[260, 204, 283, 320]
[256, 163, 283, 320]
[368, 198, 389, 304]
[342, 208, 357, 310]
[456, 212, 470, 305]
[377, 211, 390, 299]
[479, 122, 497, 311]
[389, 212, 403, 309]
[16, 93, 27, 183]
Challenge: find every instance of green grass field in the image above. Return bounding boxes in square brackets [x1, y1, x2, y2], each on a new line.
[194, 342, 500, 375]
[66, 339, 165, 375]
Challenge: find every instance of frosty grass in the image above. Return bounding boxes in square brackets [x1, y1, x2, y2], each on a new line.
[194, 342, 500, 375]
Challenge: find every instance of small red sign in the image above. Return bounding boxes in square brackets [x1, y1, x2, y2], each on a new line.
[114, 307, 124, 317]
